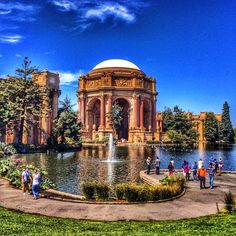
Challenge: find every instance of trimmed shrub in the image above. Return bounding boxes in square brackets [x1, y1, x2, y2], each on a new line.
[95, 183, 110, 201]
[137, 185, 150, 202]
[81, 182, 96, 200]
[124, 184, 140, 202]
[114, 183, 127, 200]
[150, 186, 162, 201]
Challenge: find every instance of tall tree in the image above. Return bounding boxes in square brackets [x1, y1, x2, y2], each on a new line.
[54, 98, 81, 144]
[163, 106, 198, 144]
[204, 112, 219, 143]
[0, 57, 49, 143]
[162, 107, 173, 132]
[219, 102, 234, 143]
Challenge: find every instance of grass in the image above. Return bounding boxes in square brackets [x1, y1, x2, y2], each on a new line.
[0, 207, 236, 236]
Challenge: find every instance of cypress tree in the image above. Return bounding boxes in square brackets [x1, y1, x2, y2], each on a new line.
[204, 112, 219, 143]
[219, 102, 234, 143]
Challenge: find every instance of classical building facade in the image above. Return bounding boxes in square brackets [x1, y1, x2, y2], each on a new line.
[77, 59, 158, 142]
[0, 70, 60, 144]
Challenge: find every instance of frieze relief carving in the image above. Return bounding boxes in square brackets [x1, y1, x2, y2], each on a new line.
[114, 78, 132, 87]
[86, 79, 102, 89]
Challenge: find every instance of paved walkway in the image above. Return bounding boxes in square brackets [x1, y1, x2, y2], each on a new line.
[0, 173, 236, 221]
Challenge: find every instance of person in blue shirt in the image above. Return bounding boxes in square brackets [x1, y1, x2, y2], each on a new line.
[21, 168, 31, 195]
[192, 161, 198, 180]
[207, 163, 216, 189]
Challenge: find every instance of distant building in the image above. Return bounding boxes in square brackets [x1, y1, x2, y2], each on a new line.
[0, 71, 60, 144]
[156, 112, 222, 142]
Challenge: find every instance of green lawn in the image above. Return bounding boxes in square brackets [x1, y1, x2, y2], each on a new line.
[0, 207, 236, 236]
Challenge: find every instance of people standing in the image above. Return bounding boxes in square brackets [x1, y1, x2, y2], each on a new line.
[198, 159, 203, 170]
[168, 161, 174, 176]
[214, 158, 218, 173]
[146, 156, 152, 175]
[170, 158, 174, 167]
[207, 163, 215, 189]
[21, 168, 31, 195]
[32, 169, 41, 200]
[184, 162, 190, 181]
[218, 158, 224, 176]
[198, 165, 206, 189]
[155, 156, 160, 175]
[192, 161, 198, 180]
[182, 160, 187, 177]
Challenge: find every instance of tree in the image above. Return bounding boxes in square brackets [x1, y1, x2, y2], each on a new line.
[106, 101, 123, 133]
[54, 98, 81, 144]
[234, 128, 236, 143]
[162, 107, 173, 132]
[0, 57, 49, 143]
[219, 102, 234, 143]
[163, 106, 198, 144]
[204, 112, 219, 143]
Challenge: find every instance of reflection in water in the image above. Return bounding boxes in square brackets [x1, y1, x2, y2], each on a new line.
[13, 144, 236, 195]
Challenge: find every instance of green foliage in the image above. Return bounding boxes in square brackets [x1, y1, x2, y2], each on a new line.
[0, 158, 54, 190]
[106, 101, 123, 133]
[160, 176, 186, 188]
[81, 181, 96, 200]
[219, 102, 235, 143]
[204, 112, 219, 143]
[114, 183, 127, 200]
[234, 128, 236, 142]
[54, 98, 81, 145]
[0, 142, 16, 157]
[0, 57, 49, 144]
[224, 191, 235, 213]
[95, 182, 110, 201]
[0, 207, 236, 236]
[163, 106, 198, 144]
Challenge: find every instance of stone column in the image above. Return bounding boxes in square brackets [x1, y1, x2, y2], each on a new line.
[152, 97, 156, 132]
[106, 95, 112, 129]
[133, 94, 138, 128]
[139, 97, 144, 129]
[100, 95, 105, 129]
[80, 95, 85, 126]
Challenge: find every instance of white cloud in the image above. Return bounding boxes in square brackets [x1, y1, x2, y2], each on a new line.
[57, 70, 83, 85]
[85, 4, 135, 23]
[15, 53, 22, 58]
[0, 35, 23, 44]
[0, 2, 37, 12]
[50, 0, 148, 30]
[50, 0, 77, 11]
[0, 10, 11, 15]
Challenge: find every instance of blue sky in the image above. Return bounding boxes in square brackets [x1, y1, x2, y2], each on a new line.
[0, 0, 235, 126]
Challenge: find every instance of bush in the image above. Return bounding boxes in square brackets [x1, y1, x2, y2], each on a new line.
[224, 191, 235, 213]
[96, 183, 110, 201]
[150, 186, 162, 201]
[0, 142, 16, 157]
[114, 183, 126, 200]
[0, 158, 54, 190]
[81, 182, 96, 200]
[124, 184, 140, 202]
[137, 185, 151, 202]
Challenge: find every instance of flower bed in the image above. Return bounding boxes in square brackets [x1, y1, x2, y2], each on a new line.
[0, 158, 54, 190]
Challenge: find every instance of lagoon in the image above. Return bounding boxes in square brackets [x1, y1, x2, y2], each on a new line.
[14, 144, 236, 195]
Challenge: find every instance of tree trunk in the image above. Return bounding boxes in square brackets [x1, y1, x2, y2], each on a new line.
[18, 105, 25, 144]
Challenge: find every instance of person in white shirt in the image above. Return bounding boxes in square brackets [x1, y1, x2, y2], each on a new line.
[32, 170, 41, 200]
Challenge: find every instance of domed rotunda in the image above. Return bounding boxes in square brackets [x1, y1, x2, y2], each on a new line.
[77, 59, 159, 142]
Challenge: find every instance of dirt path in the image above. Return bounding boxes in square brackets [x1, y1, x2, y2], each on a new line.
[0, 173, 236, 221]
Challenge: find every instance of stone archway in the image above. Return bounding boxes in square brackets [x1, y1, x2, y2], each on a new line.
[87, 98, 101, 131]
[114, 98, 130, 140]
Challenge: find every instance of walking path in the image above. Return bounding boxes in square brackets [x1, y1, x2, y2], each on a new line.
[0, 172, 236, 221]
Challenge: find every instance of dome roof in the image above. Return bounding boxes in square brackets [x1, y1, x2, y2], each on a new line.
[92, 59, 140, 70]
